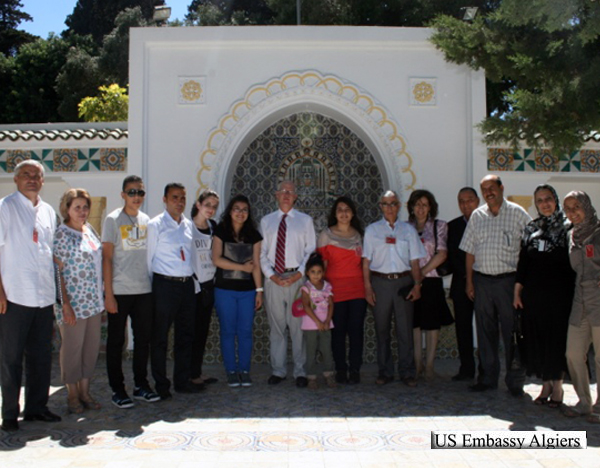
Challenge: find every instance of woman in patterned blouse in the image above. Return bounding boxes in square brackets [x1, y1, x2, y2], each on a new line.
[54, 188, 104, 414]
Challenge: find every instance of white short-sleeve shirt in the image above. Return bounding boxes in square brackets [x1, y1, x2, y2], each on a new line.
[0, 191, 57, 308]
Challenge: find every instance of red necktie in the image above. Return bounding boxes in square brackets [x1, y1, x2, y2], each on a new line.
[275, 214, 287, 274]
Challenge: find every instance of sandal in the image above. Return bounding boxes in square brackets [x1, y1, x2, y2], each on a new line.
[80, 398, 101, 410]
[548, 391, 563, 409]
[534, 396, 549, 405]
[67, 399, 84, 415]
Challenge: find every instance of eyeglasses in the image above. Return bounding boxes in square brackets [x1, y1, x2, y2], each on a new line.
[277, 190, 296, 196]
[380, 202, 399, 208]
[232, 207, 249, 214]
[125, 189, 146, 197]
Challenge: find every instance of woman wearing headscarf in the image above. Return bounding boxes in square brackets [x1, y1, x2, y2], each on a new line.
[513, 185, 574, 408]
[561, 191, 600, 423]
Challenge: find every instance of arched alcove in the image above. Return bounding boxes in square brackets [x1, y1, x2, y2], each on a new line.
[230, 112, 384, 232]
[196, 71, 416, 205]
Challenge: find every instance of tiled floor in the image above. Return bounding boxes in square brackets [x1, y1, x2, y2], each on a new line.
[0, 357, 598, 467]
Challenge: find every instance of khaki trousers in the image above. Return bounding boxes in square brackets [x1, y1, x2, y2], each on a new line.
[59, 313, 102, 384]
[565, 316, 600, 413]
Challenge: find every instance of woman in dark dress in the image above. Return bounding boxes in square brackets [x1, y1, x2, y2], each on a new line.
[513, 184, 574, 407]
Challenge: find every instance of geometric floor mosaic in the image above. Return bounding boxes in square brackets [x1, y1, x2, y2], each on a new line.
[1, 357, 598, 467]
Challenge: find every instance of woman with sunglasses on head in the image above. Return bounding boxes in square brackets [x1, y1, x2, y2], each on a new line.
[212, 195, 263, 387]
[190, 189, 220, 387]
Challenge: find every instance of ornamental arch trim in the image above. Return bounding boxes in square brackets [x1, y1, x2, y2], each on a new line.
[196, 71, 416, 201]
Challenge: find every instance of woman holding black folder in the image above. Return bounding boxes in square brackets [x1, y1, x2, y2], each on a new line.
[212, 195, 263, 388]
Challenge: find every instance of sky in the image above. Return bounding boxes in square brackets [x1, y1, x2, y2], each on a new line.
[19, 0, 191, 38]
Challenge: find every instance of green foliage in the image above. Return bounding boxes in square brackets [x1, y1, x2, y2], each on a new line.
[55, 38, 102, 121]
[78, 83, 128, 122]
[2, 35, 73, 123]
[65, 0, 156, 45]
[431, 0, 600, 153]
[0, 0, 36, 55]
[98, 7, 148, 86]
[185, 0, 274, 25]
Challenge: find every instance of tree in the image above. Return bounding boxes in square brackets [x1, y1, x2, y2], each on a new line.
[65, 0, 157, 45]
[0, 0, 36, 56]
[2, 35, 73, 123]
[78, 83, 128, 122]
[55, 37, 102, 121]
[186, 0, 274, 25]
[98, 7, 148, 87]
[430, 0, 600, 153]
[264, 0, 498, 26]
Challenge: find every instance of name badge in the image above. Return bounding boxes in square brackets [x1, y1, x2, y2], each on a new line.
[586, 244, 594, 258]
[130, 226, 139, 240]
[385, 236, 396, 245]
[537, 240, 546, 252]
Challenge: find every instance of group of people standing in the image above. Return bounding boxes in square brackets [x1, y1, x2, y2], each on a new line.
[449, 176, 599, 424]
[1, 159, 599, 433]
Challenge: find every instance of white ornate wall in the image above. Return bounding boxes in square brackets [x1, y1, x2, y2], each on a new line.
[129, 26, 487, 221]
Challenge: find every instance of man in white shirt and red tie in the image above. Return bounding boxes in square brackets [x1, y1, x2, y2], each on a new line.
[147, 183, 200, 399]
[0, 160, 61, 432]
[260, 180, 316, 387]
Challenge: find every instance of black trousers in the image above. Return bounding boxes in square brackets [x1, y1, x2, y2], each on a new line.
[105, 293, 153, 393]
[473, 273, 525, 390]
[0, 302, 54, 420]
[150, 275, 196, 393]
[331, 298, 367, 374]
[450, 289, 477, 377]
[191, 281, 215, 379]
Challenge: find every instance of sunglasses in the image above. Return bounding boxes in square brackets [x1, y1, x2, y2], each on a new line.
[125, 189, 146, 197]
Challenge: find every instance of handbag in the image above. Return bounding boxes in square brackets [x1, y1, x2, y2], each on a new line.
[291, 287, 307, 317]
[433, 220, 452, 277]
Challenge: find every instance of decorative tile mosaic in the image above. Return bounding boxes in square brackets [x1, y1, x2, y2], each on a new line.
[487, 148, 515, 171]
[580, 149, 600, 173]
[488, 147, 600, 173]
[53, 149, 79, 172]
[179, 76, 206, 105]
[409, 78, 437, 106]
[219, 112, 458, 365]
[0, 148, 127, 173]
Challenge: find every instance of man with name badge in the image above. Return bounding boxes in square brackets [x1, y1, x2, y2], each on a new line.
[362, 190, 425, 387]
[0, 160, 61, 432]
[147, 183, 200, 399]
[103, 175, 160, 409]
[460, 175, 531, 396]
[260, 180, 316, 388]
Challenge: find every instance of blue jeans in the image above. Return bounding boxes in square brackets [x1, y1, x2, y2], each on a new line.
[214, 288, 256, 373]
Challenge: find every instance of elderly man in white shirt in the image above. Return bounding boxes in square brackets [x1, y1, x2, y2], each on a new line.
[147, 183, 200, 399]
[260, 180, 316, 388]
[0, 160, 61, 432]
[362, 190, 425, 388]
[460, 175, 531, 396]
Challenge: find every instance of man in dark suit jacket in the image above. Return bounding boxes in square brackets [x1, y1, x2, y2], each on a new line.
[447, 187, 480, 381]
